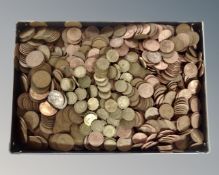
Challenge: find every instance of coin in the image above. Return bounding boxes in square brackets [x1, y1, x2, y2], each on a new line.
[48, 90, 66, 109]
[23, 111, 40, 131]
[103, 125, 116, 138]
[39, 101, 57, 116]
[117, 138, 132, 152]
[26, 50, 45, 68]
[67, 27, 82, 43]
[88, 131, 104, 147]
[31, 70, 51, 89]
[159, 104, 174, 120]
[122, 107, 135, 121]
[104, 99, 118, 113]
[143, 39, 160, 51]
[84, 113, 98, 126]
[73, 65, 86, 78]
[160, 40, 175, 53]
[138, 83, 154, 98]
[117, 96, 130, 109]
[106, 49, 119, 63]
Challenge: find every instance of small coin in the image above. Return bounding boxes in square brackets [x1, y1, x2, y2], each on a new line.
[31, 70, 51, 89]
[87, 97, 99, 111]
[84, 113, 98, 126]
[67, 27, 82, 42]
[122, 107, 135, 121]
[74, 100, 88, 114]
[104, 99, 118, 113]
[103, 125, 116, 138]
[48, 90, 65, 109]
[106, 49, 119, 63]
[88, 131, 104, 147]
[73, 65, 86, 78]
[159, 104, 174, 120]
[23, 111, 40, 131]
[117, 138, 132, 152]
[160, 40, 175, 53]
[39, 101, 57, 116]
[115, 80, 128, 93]
[184, 63, 198, 78]
[117, 96, 130, 109]
[138, 83, 154, 98]
[26, 50, 45, 68]
[143, 39, 160, 51]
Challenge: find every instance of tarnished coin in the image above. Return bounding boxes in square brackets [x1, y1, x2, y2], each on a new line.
[88, 131, 104, 147]
[87, 97, 99, 111]
[39, 101, 57, 116]
[138, 83, 154, 98]
[23, 111, 40, 131]
[143, 39, 160, 51]
[160, 40, 175, 53]
[104, 99, 118, 113]
[159, 104, 174, 120]
[103, 125, 116, 138]
[26, 50, 45, 68]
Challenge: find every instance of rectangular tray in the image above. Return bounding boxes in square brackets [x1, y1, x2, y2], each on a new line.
[10, 21, 209, 153]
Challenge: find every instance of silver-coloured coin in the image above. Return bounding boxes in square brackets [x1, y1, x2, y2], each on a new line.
[48, 90, 65, 109]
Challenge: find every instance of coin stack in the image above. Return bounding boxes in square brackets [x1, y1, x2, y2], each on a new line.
[16, 22, 205, 152]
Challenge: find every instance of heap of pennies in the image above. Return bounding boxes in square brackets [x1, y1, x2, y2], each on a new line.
[15, 22, 205, 152]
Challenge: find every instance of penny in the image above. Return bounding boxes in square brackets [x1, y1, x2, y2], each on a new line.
[160, 40, 175, 53]
[88, 131, 104, 147]
[67, 27, 82, 43]
[138, 83, 154, 98]
[132, 132, 147, 144]
[145, 107, 159, 120]
[110, 37, 124, 48]
[49, 133, 75, 151]
[26, 50, 45, 68]
[176, 115, 190, 132]
[31, 70, 51, 89]
[158, 29, 172, 42]
[143, 39, 160, 51]
[23, 111, 40, 131]
[104, 139, 117, 151]
[187, 80, 201, 94]
[159, 104, 174, 120]
[184, 63, 198, 78]
[116, 126, 133, 139]
[145, 51, 162, 64]
[117, 138, 132, 152]
[39, 101, 57, 116]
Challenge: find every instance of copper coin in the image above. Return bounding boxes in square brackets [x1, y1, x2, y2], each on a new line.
[138, 83, 154, 98]
[26, 50, 45, 68]
[160, 40, 175, 53]
[39, 101, 57, 116]
[143, 39, 160, 51]
[110, 37, 124, 48]
[184, 63, 198, 78]
[85, 57, 97, 72]
[67, 27, 82, 42]
[88, 131, 104, 147]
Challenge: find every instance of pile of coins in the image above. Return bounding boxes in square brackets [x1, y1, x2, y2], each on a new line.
[15, 22, 205, 152]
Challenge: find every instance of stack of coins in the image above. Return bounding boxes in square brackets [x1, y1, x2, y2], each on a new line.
[15, 22, 205, 152]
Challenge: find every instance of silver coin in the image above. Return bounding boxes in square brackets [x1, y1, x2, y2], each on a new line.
[48, 90, 65, 109]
